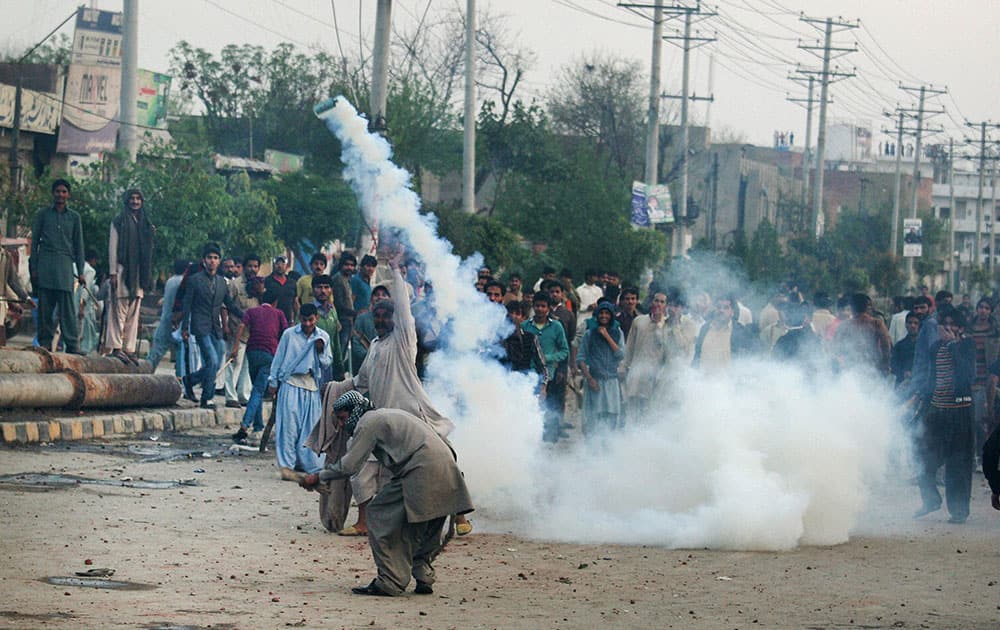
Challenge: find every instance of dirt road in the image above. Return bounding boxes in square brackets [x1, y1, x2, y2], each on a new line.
[1, 427, 997, 629]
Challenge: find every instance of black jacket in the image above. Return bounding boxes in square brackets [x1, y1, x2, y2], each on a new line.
[181, 271, 243, 338]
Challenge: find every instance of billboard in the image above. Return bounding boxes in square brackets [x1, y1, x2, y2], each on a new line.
[630, 181, 673, 227]
[0, 84, 61, 134]
[136, 69, 171, 128]
[903, 218, 922, 258]
[56, 7, 122, 154]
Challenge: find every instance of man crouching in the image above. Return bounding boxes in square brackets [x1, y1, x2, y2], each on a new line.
[300, 391, 474, 596]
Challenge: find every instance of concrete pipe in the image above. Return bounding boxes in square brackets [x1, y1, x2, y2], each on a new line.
[0, 372, 180, 409]
[51, 352, 153, 375]
[0, 348, 152, 375]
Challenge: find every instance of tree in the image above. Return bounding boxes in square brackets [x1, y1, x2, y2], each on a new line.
[258, 171, 363, 255]
[2, 32, 71, 67]
[11, 145, 279, 275]
[546, 53, 647, 181]
[168, 41, 350, 169]
[477, 99, 560, 215]
[493, 142, 668, 285]
[427, 203, 526, 273]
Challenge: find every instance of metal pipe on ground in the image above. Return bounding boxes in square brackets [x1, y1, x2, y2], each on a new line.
[0, 348, 152, 375]
[0, 373, 180, 408]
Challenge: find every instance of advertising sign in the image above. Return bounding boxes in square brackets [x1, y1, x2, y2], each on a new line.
[136, 69, 170, 128]
[0, 84, 61, 134]
[56, 7, 122, 154]
[630, 181, 674, 228]
[903, 218, 922, 258]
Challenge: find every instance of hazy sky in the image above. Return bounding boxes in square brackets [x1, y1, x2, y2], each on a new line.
[6, 0, 999, 149]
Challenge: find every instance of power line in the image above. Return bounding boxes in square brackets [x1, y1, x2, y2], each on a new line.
[201, 0, 315, 48]
[553, 0, 649, 28]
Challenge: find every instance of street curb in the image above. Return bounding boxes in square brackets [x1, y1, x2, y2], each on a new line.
[0, 405, 245, 444]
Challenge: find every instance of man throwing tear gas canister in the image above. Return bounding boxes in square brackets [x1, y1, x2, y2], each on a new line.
[299, 391, 473, 596]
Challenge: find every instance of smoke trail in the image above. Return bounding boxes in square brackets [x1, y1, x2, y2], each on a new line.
[317, 97, 900, 550]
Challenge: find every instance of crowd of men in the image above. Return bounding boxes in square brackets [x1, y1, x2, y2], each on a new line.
[476, 265, 1000, 525]
[11, 180, 1000, 597]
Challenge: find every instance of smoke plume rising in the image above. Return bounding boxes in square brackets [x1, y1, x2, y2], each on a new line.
[318, 97, 901, 550]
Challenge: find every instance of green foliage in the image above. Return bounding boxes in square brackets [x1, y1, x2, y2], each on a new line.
[385, 77, 462, 182]
[744, 219, 785, 285]
[3, 33, 72, 67]
[492, 141, 668, 286]
[426, 203, 527, 273]
[784, 213, 902, 296]
[546, 53, 646, 181]
[168, 41, 354, 172]
[12, 146, 279, 274]
[258, 171, 363, 253]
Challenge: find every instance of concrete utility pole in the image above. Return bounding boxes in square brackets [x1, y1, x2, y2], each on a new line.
[948, 138, 957, 292]
[991, 162, 998, 272]
[964, 121, 1000, 269]
[620, 1, 703, 188]
[462, 0, 476, 214]
[799, 16, 857, 237]
[370, 0, 392, 132]
[662, 7, 715, 257]
[119, 0, 139, 161]
[643, 0, 664, 185]
[888, 111, 905, 256]
[787, 73, 825, 208]
[899, 84, 946, 281]
[705, 53, 715, 130]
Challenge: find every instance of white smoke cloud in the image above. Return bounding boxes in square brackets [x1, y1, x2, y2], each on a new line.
[318, 97, 901, 551]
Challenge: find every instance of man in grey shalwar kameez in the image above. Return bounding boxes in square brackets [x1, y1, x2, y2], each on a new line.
[317, 254, 466, 535]
[301, 391, 474, 597]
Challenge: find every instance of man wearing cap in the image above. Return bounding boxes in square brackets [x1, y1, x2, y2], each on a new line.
[30, 179, 86, 354]
[300, 391, 474, 597]
[180, 243, 244, 408]
[106, 188, 155, 365]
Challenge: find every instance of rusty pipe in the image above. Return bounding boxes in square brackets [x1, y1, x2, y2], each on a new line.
[0, 372, 180, 408]
[0, 348, 151, 374]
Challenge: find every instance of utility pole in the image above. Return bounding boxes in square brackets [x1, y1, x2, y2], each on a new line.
[662, 6, 715, 257]
[965, 121, 1000, 270]
[899, 84, 946, 281]
[643, 0, 664, 185]
[462, 0, 476, 214]
[710, 151, 719, 247]
[119, 0, 139, 161]
[948, 138, 957, 292]
[370, 0, 392, 132]
[799, 16, 857, 237]
[620, 2, 703, 185]
[887, 111, 904, 256]
[787, 73, 829, 207]
[991, 161, 998, 273]
[705, 53, 715, 130]
[363, 0, 392, 255]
